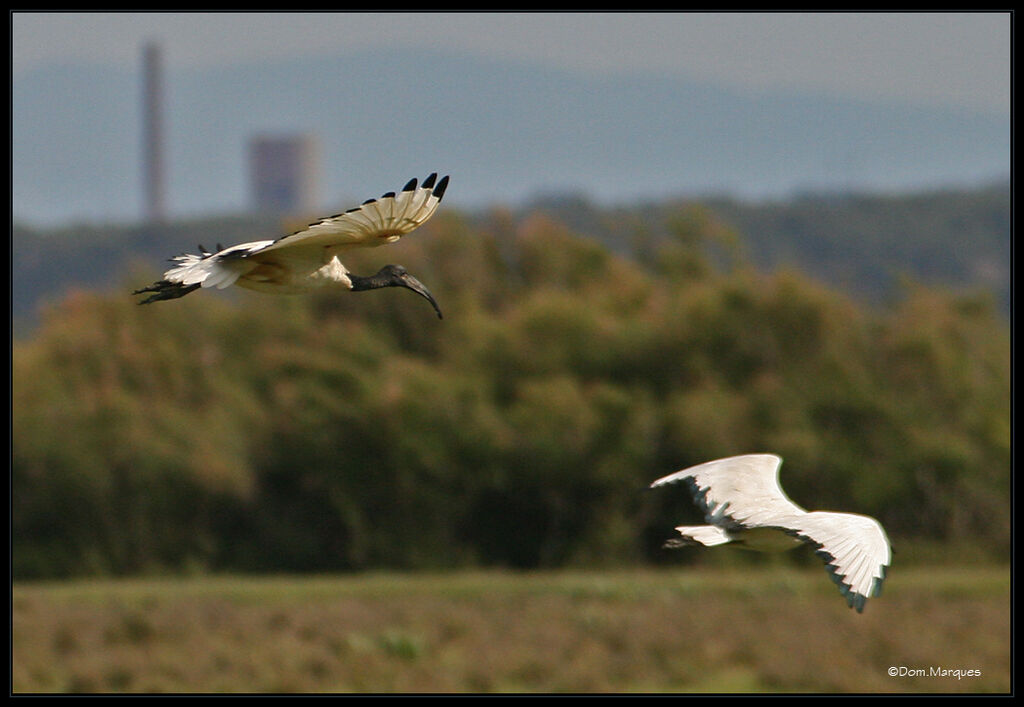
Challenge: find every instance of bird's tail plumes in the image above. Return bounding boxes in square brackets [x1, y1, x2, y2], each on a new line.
[163, 245, 244, 290]
[133, 244, 245, 303]
[666, 525, 733, 548]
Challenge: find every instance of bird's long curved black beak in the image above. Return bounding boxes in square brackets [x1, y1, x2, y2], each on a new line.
[399, 273, 443, 319]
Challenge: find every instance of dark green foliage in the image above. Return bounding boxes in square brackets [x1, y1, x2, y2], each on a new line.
[11, 208, 1009, 578]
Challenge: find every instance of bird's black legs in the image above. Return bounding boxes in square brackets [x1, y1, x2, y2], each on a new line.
[132, 280, 201, 304]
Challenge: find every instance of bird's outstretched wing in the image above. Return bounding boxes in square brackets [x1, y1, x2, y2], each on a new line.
[650, 454, 806, 530]
[252, 173, 449, 256]
[651, 454, 891, 612]
[783, 511, 891, 612]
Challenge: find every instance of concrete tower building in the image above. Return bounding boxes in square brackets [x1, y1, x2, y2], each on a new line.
[248, 134, 320, 215]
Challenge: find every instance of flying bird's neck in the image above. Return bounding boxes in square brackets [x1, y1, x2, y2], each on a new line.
[347, 265, 443, 319]
[348, 271, 393, 291]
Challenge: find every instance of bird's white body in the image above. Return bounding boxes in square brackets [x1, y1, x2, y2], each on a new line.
[165, 243, 353, 294]
[651, 453, 891, 612]
[135, 174, 449, 317]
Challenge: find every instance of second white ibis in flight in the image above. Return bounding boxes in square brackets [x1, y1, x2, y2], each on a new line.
[650, 454, 891, 612]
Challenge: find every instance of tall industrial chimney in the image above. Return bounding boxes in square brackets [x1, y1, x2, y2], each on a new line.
[142, 42, 166, 223]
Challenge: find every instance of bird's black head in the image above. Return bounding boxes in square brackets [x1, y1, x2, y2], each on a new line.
[350, 264, 443, 319]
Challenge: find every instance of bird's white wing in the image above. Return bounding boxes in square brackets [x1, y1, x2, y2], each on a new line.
[650, 454, 806, 530]
[251, 173, 449, 256]
[784, 511, 891, 612]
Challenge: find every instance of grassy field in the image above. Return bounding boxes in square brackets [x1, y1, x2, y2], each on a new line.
[12, 566, 1010, 694]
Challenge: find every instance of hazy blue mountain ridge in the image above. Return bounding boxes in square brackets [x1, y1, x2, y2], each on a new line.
[14, 47, 1009, 226]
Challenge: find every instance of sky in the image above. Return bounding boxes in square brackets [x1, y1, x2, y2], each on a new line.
[12, 12, 1011, 116]
[11, 12, 1011, 225]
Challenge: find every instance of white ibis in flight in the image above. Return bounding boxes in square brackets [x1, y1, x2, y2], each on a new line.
[134, 173, 449, 318]
[650, 454, 891, 612]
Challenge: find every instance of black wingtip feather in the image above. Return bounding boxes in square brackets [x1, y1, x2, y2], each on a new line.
[402, 177, 418, 192]
[422, 173, 438, 189]
[434, 175, 450, 201]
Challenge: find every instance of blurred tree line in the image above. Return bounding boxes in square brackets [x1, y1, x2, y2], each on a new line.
[12, 207, 1010, 578]
[13, 182, 1010, 329]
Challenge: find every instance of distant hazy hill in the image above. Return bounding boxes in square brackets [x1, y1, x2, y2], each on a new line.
[12, 183, 1009, 330]
[13, 47, 1009, 226]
